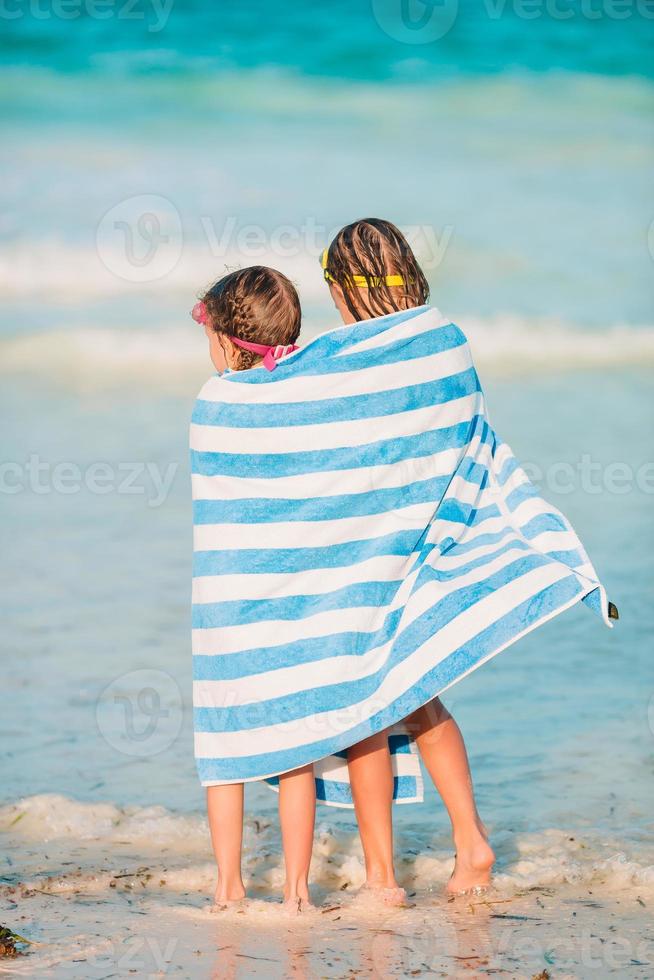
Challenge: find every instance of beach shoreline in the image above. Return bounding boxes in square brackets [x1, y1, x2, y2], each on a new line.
[2, 793, 653, 977]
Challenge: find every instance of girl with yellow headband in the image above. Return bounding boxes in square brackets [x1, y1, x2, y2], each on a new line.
[321, 218, 495, 903]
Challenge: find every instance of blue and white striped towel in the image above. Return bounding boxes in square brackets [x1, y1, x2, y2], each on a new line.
[191, 305, 612, 806]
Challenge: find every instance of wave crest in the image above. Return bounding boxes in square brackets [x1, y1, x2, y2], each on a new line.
[1, 316, 653, 388]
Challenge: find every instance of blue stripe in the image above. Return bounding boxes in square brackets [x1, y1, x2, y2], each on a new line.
[191, 418, 478, 479]
[388, 732, 412, 754]
[581, 586, 603, 617]
[193, 475, 452, 526]
[505, 483, 542, 510]
[437, 499, 500, 527]
[193, 529, 426, 577]
[547, 548, 584, 567]
[193, 579, 401, 629]
[415, 537, 529, 585]
[438, 527, 515, 557]
[193, 608, 405, 681]
[220, 305, 433, 386]
[456, 457, 490, 487]
[195, 574, 585, 782]
[256, 771, 419, 805]
[314, 777, 348, 805]
[521, 513, 569, 538]
[497, 456, 520, 486]
[313, 774, 419, 806]
[192, 368, 480, 429]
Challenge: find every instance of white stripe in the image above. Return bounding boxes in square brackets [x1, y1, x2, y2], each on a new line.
[194, 502, 435, 551]
[337, 307, 451, 357]
[192, 559, 419, 656]
[191, 444, 465, 502]
[193, 553, 404, 604]
[521, 526, 584, 551]
[510, 495, 574, 530]
[312, 744, 419, 784]
[190, 391, 479, 455]
[196, 337, 472, 407]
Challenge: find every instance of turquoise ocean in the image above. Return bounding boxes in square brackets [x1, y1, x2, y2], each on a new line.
[1, 3, 653, 976]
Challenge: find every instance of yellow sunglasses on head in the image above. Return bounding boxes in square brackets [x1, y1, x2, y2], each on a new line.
[320, 248, 405, 288]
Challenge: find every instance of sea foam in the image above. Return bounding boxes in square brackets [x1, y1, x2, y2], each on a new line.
[2, 794, 653, 899]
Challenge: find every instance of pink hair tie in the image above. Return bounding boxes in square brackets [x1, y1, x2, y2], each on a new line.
[230, 336, 299, 371]
[191, 301, 208, 324]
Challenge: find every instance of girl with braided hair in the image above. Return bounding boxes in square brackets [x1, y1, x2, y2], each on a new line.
[191, 267, 313, 913]
[195, 265, 301, 374]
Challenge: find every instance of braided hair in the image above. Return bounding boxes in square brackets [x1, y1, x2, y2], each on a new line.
[324, 218, 429, 322]
[201, 266, 301, 371]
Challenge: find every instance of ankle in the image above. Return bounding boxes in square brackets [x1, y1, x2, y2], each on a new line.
[284, 877, 310, 902]
[215, 874, 246, 902]
[365, 864, 399, 890]
[454, 816, 487, 845]
[452, 830, 495, 871]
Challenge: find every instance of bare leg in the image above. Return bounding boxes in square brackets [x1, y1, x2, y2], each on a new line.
[406, 698, 495, 893]
[206, 784, 246, 906]
[347, 732, 406, 904]
[278, 764, 316, 909]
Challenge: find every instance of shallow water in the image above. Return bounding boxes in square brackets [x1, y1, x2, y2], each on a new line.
[2, 366, 652, 824]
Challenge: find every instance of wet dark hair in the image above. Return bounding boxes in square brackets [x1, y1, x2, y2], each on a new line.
[201, 266, 301, 370]
[324, 218, 429, 321]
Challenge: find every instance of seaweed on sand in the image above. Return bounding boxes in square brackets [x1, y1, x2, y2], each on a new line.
[0, 925, 34, 957]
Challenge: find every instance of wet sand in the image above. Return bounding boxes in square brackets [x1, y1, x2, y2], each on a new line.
[2, 877, 652, 978]
[2, 796, 652, 978]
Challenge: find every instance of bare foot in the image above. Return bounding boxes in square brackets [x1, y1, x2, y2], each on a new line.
[360, 883, 409, 907]
[282, 896, 315, 914]
[211, 878, 246, 911]
[446, 826, 495, 896]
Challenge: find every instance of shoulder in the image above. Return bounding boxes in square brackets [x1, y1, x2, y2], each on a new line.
[422, 307, 470, 355]
[195, 373, 225, 404]
[448, 321, 470, 349]
[191, 374, 226, 427]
